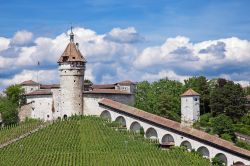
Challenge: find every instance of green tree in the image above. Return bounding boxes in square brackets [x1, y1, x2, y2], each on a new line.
[210, 78, 246, 122]
[210, 114, 234, 137]
[0, 98, 18, 125]
[4, 84, 25, 106]
[184, 76, 210, 115]
[135, 79, 183, 122]
[156, 93, 180, 122]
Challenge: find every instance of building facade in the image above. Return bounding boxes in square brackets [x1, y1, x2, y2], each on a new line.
[19, 30, 135, 121]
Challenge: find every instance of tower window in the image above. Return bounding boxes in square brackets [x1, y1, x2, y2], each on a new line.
[194, 98, 198, 101]
[74, 80, 76, 82]
[73, 57, 75, 59]
[65, 71, 66, 73]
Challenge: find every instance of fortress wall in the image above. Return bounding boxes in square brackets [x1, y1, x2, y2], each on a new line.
[83, 94, 134, 116]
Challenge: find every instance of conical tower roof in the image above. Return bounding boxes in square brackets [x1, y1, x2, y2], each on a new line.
[57, 28, 86, 63]
[180, 88, 200, 97]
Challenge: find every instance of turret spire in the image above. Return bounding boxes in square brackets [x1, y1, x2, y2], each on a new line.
[70, 26, 74, 42]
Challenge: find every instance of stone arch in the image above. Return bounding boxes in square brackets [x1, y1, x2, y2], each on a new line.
[197, 146, 210, 158]
[214, 153, 227, 165]
[145, 127, 158, 139]
[180, 140, 192, 151]
[130, 121, 141, 133]
[100, 110, 111, 121]
[233, 161, 245, 166]
[115, 116, 126, 127]
[161, 134, 175, 145]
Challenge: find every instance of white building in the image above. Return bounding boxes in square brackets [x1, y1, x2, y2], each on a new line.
[19, 30, 135, 121]
[180, 88, 200, 127]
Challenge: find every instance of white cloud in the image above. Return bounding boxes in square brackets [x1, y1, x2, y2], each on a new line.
[104, 27, 144, 43]
[0, 37, 10, 51]
[1, 27, 250, 90]
[141, 70, 190, 83]
[11, 30, 33, 46]
[0, 69, 58, 87]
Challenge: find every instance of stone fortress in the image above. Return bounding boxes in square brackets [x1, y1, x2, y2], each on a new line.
[19, 29, 136, 121]
[18, 29, 250, 165]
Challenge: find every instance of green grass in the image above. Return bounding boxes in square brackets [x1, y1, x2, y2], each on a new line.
[0, 116, 210, 166]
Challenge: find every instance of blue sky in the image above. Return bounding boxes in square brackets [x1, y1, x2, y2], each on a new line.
[1, 0, 250, 90]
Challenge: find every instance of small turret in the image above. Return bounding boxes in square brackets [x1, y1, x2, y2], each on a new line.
[180, 88, 200, 127]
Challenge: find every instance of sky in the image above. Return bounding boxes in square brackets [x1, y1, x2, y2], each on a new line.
[0, 0, 250, 90]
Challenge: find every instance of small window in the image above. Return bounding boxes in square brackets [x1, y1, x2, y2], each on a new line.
[194, 98, 198, 101]
[64, 71, 66, 73]
[74, 80, 76, 82]
[31, 88, 33, 91]
[47, 115, 50, 118]
[73, 57, 75, 59]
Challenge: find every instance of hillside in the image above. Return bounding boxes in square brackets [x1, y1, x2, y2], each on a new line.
[0, 116, 210, 166]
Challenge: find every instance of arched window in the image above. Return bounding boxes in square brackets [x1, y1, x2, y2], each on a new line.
[145, 127, 158, 140]
[130, 121, 141, 133]
[180, 140, 192, 151]
[100, 110, 111, 121]
[115, 116, 126, 127]
[161, 134, 175, 145]
[197, 146, 210, 158]
[214, 153, 227, 165]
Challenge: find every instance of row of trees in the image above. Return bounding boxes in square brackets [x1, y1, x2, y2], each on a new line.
[0, 85, 24, 125]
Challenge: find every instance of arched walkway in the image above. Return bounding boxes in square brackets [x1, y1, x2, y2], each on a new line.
[197, 146, 210, 158]
[180, 140, 192, 151]
[234, 161, 245, 166]
[161, 134, 175, 145]
[115, 116, 126, 127]
[214, 153, 227, 165]
[145, 127, 158, 140]
[100, 110, 111, 121]
[130, 121, 141, 133]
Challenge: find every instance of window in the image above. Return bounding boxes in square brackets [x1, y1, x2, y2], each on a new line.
[194, 98, 198, 101]
[47, 115, 50, 118]
[74, 80, 76, 82]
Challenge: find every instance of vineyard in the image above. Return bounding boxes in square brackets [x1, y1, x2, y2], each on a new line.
[0, 116, 210, 166]
[0, 119, 43, 145]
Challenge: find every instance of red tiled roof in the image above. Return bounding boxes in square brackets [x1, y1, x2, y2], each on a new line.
[84, 89, 132, 95]
[40, 84, 60, 89]
[92, 84, 115, 89]
[116, 80, 136, 86]
[58, 42, 86, 63]
[181, 88, 200, 97]
[20, 80, 39, 86]
[99, 98, 250, 159]
[26, 89, 52, 96]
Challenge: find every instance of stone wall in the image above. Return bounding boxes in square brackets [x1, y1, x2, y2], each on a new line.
[83, 93, 135, 116]
[19, 102, 33, 122]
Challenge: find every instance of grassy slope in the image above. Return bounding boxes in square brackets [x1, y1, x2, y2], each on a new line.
[0, 116, 209, 166]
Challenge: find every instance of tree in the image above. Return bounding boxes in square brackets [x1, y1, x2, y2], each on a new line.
[0, 98, 18, 125]
[84, 79, 93, 85]
[4, 84, 25, 106]
[210, 78, 246, 122]
[135, 79, 183, 122]
[184, 76, 210, 115]
[156, 93, 180, 122]
[210, 114, 234, 137]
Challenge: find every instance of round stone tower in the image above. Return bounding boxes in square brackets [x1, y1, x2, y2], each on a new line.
[57, 28, 86, 118]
